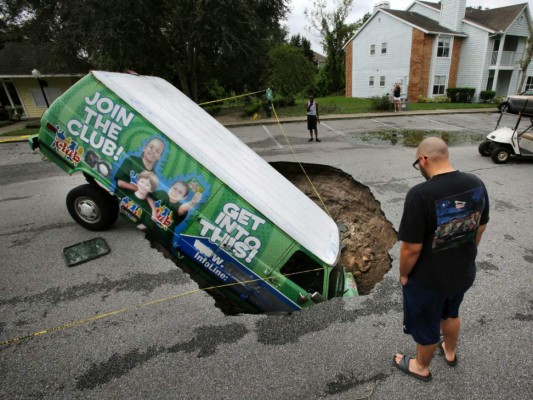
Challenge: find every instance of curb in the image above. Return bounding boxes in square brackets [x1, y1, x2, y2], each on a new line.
[0, 134, 31, 143]
[220, 108, 499, 128]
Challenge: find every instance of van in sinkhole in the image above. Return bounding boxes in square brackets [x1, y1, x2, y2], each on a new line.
[31, 71, 358, 313]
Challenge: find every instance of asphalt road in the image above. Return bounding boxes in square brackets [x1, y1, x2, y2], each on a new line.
[1, 112, 532, 399]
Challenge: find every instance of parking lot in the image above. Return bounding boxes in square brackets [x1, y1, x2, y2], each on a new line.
[1, 112, 532, 399]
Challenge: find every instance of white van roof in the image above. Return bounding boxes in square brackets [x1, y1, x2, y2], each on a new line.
[93, 71, 340, 265]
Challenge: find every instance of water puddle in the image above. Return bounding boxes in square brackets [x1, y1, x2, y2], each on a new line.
[345, 130, 487, 147]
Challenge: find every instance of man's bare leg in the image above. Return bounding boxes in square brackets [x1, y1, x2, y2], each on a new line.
[440, 317, 460, 362]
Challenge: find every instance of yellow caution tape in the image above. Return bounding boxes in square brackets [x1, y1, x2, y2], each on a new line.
[0, 268, 322, 347]
[198, 90, 266, 106]
[271, 103, 332, 219]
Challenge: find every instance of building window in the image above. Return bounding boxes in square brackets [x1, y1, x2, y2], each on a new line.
[526, 76, 533, 91]
[370, 44, 375, 55]
[30, 86, 62, 107]
[369, 76, 374, 87]
[433, 75, 446, 95]
[380, 76, 386, 87]
[381, 42, 387, 54]
[437, 36, 451, 57]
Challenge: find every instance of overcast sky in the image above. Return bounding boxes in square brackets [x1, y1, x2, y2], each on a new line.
[285, 0, 533, 53]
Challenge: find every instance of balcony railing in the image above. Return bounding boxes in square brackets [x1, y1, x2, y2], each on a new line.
[491, 51, 517, 66]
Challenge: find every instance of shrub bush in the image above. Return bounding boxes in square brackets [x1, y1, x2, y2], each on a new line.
[369, 94, 391, 111]
[446, 88, 476, 103]
[0, 106, 9, 121]
[493, 95, 505, 105]
[418, 95, 450, 103]
[480, 90, 496, 102]
[203, 106, 221, 116]
[244, 103, 260, 116]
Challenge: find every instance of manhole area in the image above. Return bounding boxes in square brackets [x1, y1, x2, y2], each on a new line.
[271, 162, 397, 295]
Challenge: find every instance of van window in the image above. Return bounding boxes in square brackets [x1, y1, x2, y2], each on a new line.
[280, 251, 324, 295]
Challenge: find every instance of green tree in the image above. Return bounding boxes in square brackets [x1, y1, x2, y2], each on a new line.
[305, 0, 357, 94]
[267, 44, 316, 96]
[518, 23, 533, 93]
[289, 34, 316, 65]
[2, 0, 289, 102]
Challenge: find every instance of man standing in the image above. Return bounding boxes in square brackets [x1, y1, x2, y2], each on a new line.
[306, 95, 320, 142]
[394, 137, 489, 382]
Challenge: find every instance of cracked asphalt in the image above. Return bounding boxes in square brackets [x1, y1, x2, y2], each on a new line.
[0, 111, 532, 399]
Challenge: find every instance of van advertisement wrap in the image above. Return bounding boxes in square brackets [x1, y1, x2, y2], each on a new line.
[40, 74, 294, 290]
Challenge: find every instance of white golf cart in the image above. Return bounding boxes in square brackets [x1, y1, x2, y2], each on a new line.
[479, 104, 533, 164]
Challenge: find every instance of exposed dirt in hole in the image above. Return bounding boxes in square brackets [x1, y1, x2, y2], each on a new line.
[271, 162, 398, 295]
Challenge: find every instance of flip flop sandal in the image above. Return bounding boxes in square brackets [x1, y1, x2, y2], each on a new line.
[438, 339, 459, 367]
[393, 354, 432, 382]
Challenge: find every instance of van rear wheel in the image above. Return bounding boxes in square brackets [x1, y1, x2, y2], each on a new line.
[66, 184, 118, 231]
[490, 146, 511, 164]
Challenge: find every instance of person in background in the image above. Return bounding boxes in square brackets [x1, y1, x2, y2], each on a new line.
[306, 95, 320, 142]
[393, 83, 402, 112]
[394, 137, 489, 382]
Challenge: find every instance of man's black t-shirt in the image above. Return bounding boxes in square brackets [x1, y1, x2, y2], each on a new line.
[398, 171, 490, 294]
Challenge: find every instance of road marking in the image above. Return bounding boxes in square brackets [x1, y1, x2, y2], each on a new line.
[320, 122, 345, 136]
[262, 125, 284, 148]
[415, 115, 463, 129]
[371, 119, 398, 129]
[415, 116, 489, 133]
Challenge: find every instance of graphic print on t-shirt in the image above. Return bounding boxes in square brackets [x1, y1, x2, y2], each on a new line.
[433, 187, 486, 252]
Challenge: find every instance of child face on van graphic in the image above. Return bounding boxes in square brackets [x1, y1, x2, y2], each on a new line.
[168, 181, 189, 203]
[135, 170, 158, 200]
[166, 180, 203, 216]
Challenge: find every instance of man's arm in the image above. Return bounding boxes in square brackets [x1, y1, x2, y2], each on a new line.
[476, 224, 487, 246]
[316, 103, 320, 122]
[399, 241, 423, 285]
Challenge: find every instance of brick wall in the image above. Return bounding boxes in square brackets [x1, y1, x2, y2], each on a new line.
[448, 37, 462, 88]
[345, 41, 353, 97]
[408, 29, 433, 102]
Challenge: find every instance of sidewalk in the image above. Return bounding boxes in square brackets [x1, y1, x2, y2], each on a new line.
[0, 119, 39, 143]
[215, 107, 498, 127]
[0, 108, 498, 142]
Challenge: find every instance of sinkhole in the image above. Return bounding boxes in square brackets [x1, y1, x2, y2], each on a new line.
[151, 162, 397, 315]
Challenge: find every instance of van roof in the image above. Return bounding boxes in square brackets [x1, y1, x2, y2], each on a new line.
[92, 71, 340, 265]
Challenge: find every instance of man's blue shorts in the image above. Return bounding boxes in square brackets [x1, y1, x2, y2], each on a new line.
[402, 278, 468, 345]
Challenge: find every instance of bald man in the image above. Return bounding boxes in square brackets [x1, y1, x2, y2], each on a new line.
[394, 137, 490, 382]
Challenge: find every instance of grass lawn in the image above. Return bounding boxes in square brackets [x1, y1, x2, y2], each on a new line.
[0, 127, 39, 137]
[214, 95, 496, 119]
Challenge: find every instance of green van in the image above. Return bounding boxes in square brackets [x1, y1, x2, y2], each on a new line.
[31, 71, 357, 313]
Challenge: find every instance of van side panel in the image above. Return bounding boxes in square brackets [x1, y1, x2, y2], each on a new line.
[38, 73, 314, 312]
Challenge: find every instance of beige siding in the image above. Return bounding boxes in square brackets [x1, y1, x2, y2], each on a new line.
[15, 76, 81, 118]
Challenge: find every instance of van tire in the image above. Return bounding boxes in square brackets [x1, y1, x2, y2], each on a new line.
[66, 184, 118, 231]
[490, 146, 511, 164]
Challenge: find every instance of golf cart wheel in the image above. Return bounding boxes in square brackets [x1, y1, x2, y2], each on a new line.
[499, 102, 509, 113]
[490, 147, 511, 164]
[478, 140, 492, 156]
[66, 184, 118, 231]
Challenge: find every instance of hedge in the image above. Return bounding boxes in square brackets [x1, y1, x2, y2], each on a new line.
[446, 88, 476, 103]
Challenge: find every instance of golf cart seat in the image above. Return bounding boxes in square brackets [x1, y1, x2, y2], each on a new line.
[521, 132, 533, 141]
